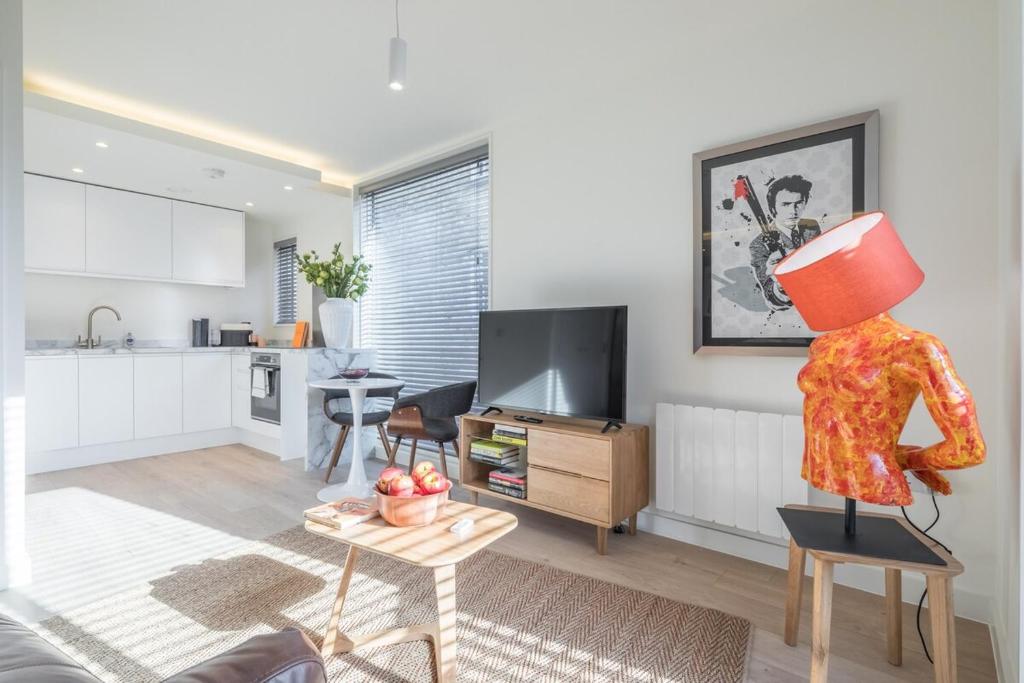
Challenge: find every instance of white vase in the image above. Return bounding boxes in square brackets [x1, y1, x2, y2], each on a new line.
[319, 298, 354, 348]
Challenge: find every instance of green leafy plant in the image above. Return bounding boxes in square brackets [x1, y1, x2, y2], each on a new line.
[295, 244, 371, 300]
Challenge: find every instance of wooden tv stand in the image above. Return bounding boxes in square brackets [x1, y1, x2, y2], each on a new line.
[458, 410, 649, 555]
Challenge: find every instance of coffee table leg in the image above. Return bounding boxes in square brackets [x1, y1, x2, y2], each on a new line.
[323, 546, 360, 656]
[434, 564, 457, 683]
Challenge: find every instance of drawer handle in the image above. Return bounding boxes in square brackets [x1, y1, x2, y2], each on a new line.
[531, 464, 583, 478]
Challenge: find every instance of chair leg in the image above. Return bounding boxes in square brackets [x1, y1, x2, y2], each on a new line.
[407, 439, 419, 474]
[388, 435, 403, 468]
[376, 424, 392, 462]
[450, 439, 461, 484]
[437, 441, 449, 480]
[324, 425, 350, 484]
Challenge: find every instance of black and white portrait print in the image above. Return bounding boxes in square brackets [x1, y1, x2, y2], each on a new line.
[694, 113, 877, 352]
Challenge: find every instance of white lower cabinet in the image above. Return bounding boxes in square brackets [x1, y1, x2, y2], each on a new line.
[26, 356, 79, 452]
[231, 353, 251, 429]
[183, 353, 232, 433]
[134, 354, 183, 439]
[79, 355, 134, 446]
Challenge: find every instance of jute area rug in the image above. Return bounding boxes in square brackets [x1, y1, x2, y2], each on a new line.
[38, 525, 751, 682]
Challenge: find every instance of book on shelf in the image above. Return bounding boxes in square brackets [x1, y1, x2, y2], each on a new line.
[488, 480, 525, 494]
[493, 424, 526, 436]
[488, 482, 526, 499]
[304, 497, 379, 529]
[489, 466, 527, 486]
[491, 433, 528, 446]
[470, 438, 519, 455]
[470, 453, 520, 466]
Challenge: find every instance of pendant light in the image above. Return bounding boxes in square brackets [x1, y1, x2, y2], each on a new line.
[389, 0, 406, 91]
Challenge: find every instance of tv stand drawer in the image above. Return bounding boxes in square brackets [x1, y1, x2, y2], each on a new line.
[528, 429, 610, 480]
[527, 466, 610, 524]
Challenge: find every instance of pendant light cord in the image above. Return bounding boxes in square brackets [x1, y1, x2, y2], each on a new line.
[900, 493, 949, 664]
[394, 0, 400, 38]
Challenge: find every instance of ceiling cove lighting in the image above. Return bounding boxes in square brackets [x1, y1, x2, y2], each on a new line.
[389, 0, 406, 91]
[95, 141, 108, 148]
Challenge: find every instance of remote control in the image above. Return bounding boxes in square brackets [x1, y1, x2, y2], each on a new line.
[449, 518, 474, 535]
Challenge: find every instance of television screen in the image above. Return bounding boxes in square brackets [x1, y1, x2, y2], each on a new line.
[478, 306, 627, 420]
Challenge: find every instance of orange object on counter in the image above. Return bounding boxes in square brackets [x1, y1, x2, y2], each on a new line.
[774, 212, 985, 506]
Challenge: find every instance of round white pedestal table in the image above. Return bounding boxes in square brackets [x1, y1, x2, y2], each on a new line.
[309, 377, 405, 503]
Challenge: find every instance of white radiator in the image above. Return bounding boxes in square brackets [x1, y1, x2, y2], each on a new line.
[654, 403, 808, 540]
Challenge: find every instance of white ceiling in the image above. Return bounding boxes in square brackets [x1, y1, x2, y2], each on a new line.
[24, 104, 347, 224]
[22, 0, 586, 185]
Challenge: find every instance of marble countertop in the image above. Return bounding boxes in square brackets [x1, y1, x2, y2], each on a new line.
[25, 344, 374, 357]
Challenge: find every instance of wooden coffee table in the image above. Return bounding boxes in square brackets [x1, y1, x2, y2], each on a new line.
[305, 501, 518, 682]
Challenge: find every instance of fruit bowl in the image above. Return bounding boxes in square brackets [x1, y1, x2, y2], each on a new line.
[375, 480, 453, 527]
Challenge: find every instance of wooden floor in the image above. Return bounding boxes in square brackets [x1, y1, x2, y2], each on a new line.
[6, 445, 997, 682]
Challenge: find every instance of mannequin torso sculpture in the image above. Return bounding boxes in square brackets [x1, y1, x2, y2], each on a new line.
[798, 312, 985, 505]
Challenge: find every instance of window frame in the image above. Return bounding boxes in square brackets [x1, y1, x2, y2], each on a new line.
[272, 236, 298, 326]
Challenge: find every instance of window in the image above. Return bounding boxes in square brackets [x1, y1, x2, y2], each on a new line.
[273, 237, 298, 325]
[358, 147, 490, 402]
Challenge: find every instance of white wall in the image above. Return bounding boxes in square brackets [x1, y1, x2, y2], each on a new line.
[267, 191, 353, 340]
[0, 0, 28, 589]
[25, 216, 273, 343]
[479, 0, 1001, 622]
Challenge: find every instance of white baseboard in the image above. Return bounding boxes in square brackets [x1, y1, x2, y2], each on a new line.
[637, 509, 991, 624]
[27, 429, 240, 474]
[236, 429, 282, 458]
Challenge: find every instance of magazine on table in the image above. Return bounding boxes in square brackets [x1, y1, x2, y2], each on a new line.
[304, 497, 379, 529]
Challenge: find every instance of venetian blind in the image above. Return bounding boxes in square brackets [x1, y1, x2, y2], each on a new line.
[358, 148, 490, 402]
[273, 237, 298, 325]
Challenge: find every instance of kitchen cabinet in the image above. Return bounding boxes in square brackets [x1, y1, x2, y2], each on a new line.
[231, 353, 252, 429]
[78, 355, 134, 446]
[25, 356, 79, 452]
[24, 174, 86, 273]
[172, 201, 245, 286]
[85, 185, 173, 279]
[182, 353, 232, 433]
[133, 354, 183, 439]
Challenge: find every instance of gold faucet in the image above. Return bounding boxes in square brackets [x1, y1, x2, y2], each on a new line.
[77, 305, 122, 349]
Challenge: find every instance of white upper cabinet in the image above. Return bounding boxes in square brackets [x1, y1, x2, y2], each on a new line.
[172, 201, 245, 286]
[86, 185, 173, 279]
[25, 174, 86, 273]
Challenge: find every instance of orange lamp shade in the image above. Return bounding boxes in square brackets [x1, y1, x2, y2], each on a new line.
[773, 212, 924, 331]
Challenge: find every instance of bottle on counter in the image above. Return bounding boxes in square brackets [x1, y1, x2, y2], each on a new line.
[124, 331, 135, 348]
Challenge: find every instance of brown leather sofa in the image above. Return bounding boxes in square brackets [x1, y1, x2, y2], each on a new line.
[0, 613, 327, 683]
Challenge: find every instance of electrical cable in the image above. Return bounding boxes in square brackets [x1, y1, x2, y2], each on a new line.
[900, 492, 949, 664]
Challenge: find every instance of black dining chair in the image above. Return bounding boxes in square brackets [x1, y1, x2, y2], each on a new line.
[385, 381, 477, 481]
[321, 372, 403, 483]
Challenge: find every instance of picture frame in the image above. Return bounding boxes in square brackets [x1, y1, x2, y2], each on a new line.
[692, 110, 879, 355]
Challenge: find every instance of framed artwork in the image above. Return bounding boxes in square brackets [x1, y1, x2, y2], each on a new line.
[692, 110, 879, 355]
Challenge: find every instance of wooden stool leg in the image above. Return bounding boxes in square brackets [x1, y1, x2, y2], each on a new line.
[810, 557, 834, 683]
[434, 564, 457, 683]
[784, 538, 807, 646]
[407, 439, 419, 474]
[437, 441, 450, 480]
[885, 568, 903, 666]
[324, 426, 350, 484]
[628, 513, 637, 535]
[388, 435, 403, 467]
[322, 546, 360, 656]
[596, 526, 608, 555]
[469, 491, 479, 505]
[926, 574, 957, 683]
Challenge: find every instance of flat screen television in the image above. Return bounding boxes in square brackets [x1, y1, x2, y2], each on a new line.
[478, 306, 627, 421]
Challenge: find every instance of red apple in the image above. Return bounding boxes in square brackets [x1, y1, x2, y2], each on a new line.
[411, 461, 436, 483]
[376, 467, 406, 494]
[419, 471, 448, 495]
[388, 474, 416, 497]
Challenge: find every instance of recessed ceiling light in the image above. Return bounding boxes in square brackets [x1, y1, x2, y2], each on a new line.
[95, 141, 108, 148]
[71, 167, 84, 174]
[283, 185, 293, 191]
[245, 202, 254, 207]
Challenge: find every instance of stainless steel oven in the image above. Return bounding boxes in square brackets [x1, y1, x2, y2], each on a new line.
[250, 352, 281, 425]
